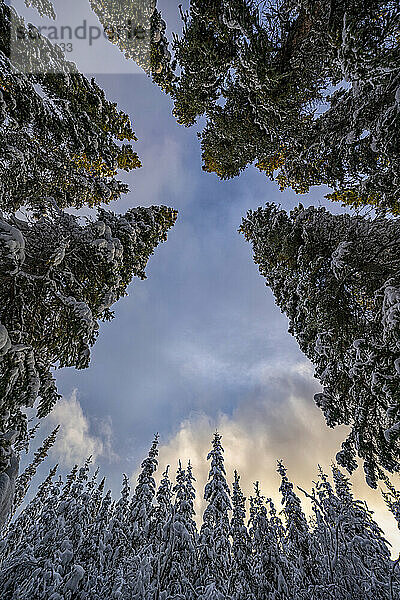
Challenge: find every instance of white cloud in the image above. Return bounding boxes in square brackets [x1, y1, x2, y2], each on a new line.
[177, 343, 233, 381]
[169, 338, 315, 387]
[156, 365, 400, 557]
[120, 136, 189, 210]
[47, 390, 117, 466]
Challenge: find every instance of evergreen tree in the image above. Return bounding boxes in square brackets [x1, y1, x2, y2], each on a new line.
[0, 206, 176, 523]
[197, 431, 232, 599]
[78, 483, 113, 598]
[154, 465, 173, 539]
[0, 466, 64, 598]
[248, 480, 291, 600]
[158, 460, 198, 599]
[162, 1, 399, 214]
[266, 496, 292, 599]
[278, 462, 320, 598]
[12, 425, 59, 514]
[153, 464, 173, 598]
[229, 471, 254, 600]
[331, 466, 393, 599]
[0, 1, 141, 216]
[88, 1, 176, 93]
[0, 463, 58, 568]
[129, 434, 159, 545]
[171, 0, 260, 130]
[241, 203, 400, 487]
[183, 460, 198, 541]
[302, 467, 345, 596]
[98, 474, 131, 599]
[126, 435, 159, 599]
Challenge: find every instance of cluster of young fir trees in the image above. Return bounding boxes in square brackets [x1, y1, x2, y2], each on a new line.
[153, 0, 399, 215]
[0, 432, 398, 599]
[0, 0, 176, 525]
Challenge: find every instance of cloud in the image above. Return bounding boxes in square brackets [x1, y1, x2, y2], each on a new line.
[119, 135, 190, 211]
[155, 364, 400, 557]
[167, 336, 310, 387]
[176, 343, 233, 382]
[47, 390, 117, 466]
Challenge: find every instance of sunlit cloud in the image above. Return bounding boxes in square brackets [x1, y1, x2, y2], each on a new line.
[155, 364, 400, 557]
[47, 390, 117, 466]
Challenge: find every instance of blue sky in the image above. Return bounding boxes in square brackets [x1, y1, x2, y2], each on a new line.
[14, 0, 399, 553]
[54, 68, 312, 476]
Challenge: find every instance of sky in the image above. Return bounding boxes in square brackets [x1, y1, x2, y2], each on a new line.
[13, 0, 399, 554]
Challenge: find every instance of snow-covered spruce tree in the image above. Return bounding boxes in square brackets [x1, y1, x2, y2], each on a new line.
[0, 206, 176, 525]
[196, 431, 232, 599]
[277, 462, 321, 598]
[248, 482, 274, 600]
[301, 466, 396, 599]
[173, 0, 327, 183]
[241, 203, 400, 488]
[229, 471, 255, 600]
[161, 1, 399, 214]
[0, 1, 141, 216]
[0, 467, 65, 598]
[171, 0, 261, 131]
[12, 425, 59, 514]
[306, 0, 400, 215]
[331, 466, 394, 599]
[0, 463, 58, 570]
[126, 435, 159, 599]
[302, 467, 347, 596]
[266, 495, 293, 599]
[97, 473, 131, 598]
[78, 484, 113, 598]
[152, 464, 173, 598]
[156, 461, 198, 599]
[183, 460, 198, 544]
[129, 434, 159, 547]
[46, 459, 96, 596]
[154, 465, 173, 542]
[248, 480, 291, 600]
[0, 458, 109, 599]
[0, 440, 399, 599]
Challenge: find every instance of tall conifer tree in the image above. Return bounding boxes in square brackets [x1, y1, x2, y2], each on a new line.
[229, 471, 254, 600]
[197, 432, 232, 599]
[241, 203, 400, 487]
[160, 1, 399, 214]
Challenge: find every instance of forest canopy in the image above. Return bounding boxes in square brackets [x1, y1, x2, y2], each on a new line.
[156, 0, 400, 215]
[0, 433, 399, 599]
[0, 2, 398, 592]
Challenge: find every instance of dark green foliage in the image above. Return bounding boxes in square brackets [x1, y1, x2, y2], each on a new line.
[88, 1, 177, 93]
[163, 0, 400, 213]
[241, 203, 400, 486]
[0, 1, 141, 216]
[0, 206, 176, 470]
